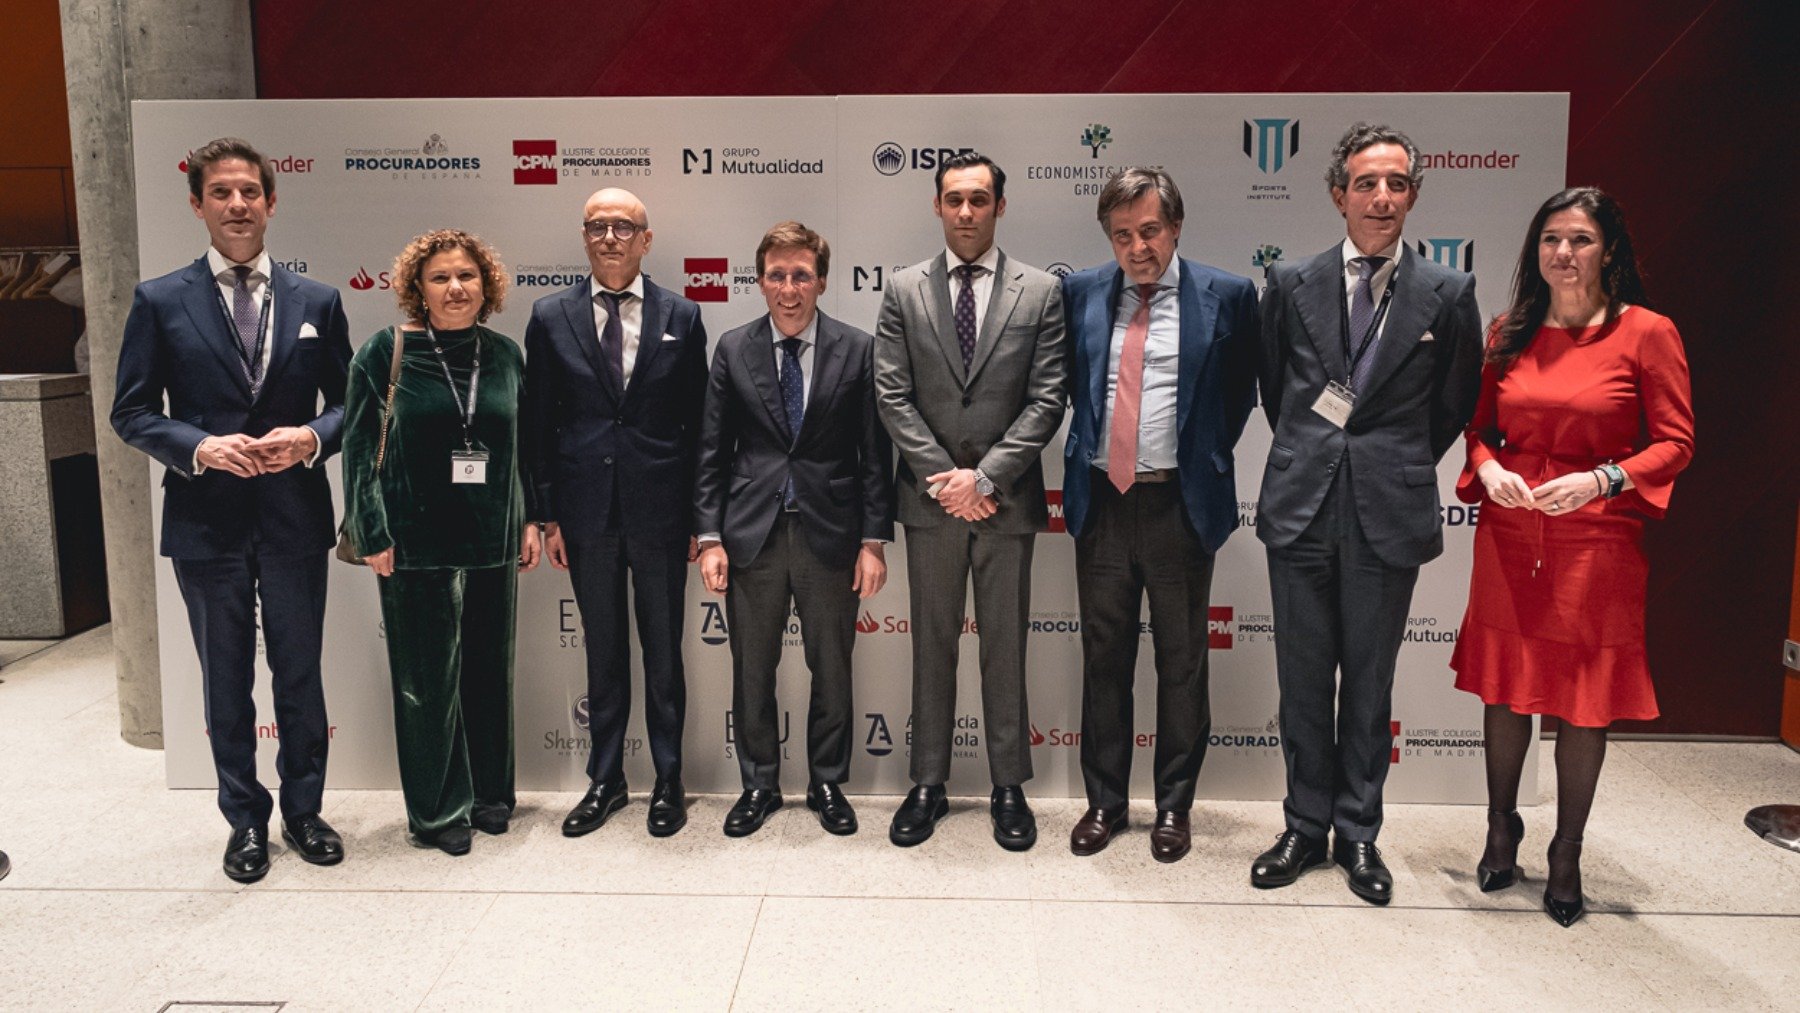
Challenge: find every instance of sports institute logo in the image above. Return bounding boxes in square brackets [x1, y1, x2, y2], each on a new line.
[1416, 237, 1474, 272]
[514, 139, 557, 185]
[1243, 118, 1299, 174]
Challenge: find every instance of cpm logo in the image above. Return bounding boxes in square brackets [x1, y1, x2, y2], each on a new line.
[1243, 118, 1299, 174]
[1208, 606, 1234, 649]
[1390, 721, 1402, 764]
[684, 257, 730, 302]
[1045, 490, 1066, 533]
[698, 600, 729, 645]
[1417, 238, 1474, 272]
[864, 713, 894, 756]
[513, 140, 557, 185]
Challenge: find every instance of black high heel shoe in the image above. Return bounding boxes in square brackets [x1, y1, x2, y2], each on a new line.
[1477, 809, 1525, 892]
[1543, 834, 1586, 927]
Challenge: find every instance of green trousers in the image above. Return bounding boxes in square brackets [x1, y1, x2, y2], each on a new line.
[377, 564, 517, 836]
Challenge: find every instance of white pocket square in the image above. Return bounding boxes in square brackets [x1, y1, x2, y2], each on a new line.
[1419, 330, 1435, 343]
[298, 322, 320, 340]
[661, 332, 681, 342]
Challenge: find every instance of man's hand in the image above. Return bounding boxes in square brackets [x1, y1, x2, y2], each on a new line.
[519, 524, 543, 572]
[544, 522, 570, 571]
[245, 426, 319, 473]
[699, 543, 729, 594]
[945, 493, 997, 522]
[927, 468, 984, 516]
[688, 535, 701, 563]
[365, 547, 395, 577]
[852, 543, 887, 599]
[196, 434, 266, 478]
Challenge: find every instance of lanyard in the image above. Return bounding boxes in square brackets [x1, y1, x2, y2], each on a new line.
[213, 278, 273, 381]
[424, 324, 481, 450]
[1338, 264, 1397, 386]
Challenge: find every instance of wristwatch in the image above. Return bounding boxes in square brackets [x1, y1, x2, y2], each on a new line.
[973, 469, 995, 497]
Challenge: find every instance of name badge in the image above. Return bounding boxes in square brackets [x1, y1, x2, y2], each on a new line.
[451, 450, 489, 484]
[1311, 381, 1355, 429]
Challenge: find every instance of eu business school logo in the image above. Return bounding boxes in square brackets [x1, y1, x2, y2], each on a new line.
[1242, 118, 1299, 203]
[1416, 238, 1474, 272]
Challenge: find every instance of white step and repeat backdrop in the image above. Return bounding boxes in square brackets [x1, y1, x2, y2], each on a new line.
[135, 94, 1565, 802]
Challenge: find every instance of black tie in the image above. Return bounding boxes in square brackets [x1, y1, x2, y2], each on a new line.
[778, 337, 805, 508]
[953, 263, 979, 369]
[231, 265, 262, 393]
[1347, 256, 1388, 390]
[596, 290, 626, 389]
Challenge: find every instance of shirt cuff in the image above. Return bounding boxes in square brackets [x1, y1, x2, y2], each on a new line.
[192, 440, 207, 476]
[861, 538, 889, 546]
[697, 533, 722, 547]
[302, 425, 322, 467]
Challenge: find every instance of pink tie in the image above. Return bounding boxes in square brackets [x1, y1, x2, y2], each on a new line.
[1107, 283, 1157, 493]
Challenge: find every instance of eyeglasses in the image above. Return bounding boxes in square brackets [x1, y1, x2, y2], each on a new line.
[583, 219, 643, 240]
[762, 269, 818, 288]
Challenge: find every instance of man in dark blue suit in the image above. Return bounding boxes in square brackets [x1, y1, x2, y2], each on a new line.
[523, 188, 708, 839]
[1059, 168, 1259, 863]
[112, 137, 352, 883]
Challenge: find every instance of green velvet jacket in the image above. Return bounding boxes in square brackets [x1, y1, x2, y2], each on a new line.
[343, 325, 536, 569]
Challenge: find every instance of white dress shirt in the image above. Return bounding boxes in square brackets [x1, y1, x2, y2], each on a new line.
[194, 247, 319, 473]
[591, 271, 646, 384]
[1094, 258, 1181, 472]
[945, 244, 1002, 342]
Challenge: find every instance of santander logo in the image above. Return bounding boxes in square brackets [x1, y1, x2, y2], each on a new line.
[855, 612, 880, 634]
[349, 267, 376, 291]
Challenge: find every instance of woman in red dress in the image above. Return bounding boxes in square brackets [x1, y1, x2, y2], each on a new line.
[1450, 187, 1694, 927]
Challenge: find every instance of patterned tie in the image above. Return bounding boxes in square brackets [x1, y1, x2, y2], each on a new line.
[596, 290, 625, 389]
[1106, 283, 1158, 494]
[231, 265, 262, 392]
[778, 337, 805, 508]
[953, 263, 979, 369]
[1347, 256, 1387, 391]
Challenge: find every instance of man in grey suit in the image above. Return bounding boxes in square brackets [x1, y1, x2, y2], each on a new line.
[694, 221, 895, 839]
[1250, 123, 1483, 904]
[874, 152, 1068, 851]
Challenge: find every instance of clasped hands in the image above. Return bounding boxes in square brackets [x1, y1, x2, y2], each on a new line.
[196, 427, 318, 477]
[699, 541, 888, 600]
[1478, 460, 1603, 515]
[927, 467, 997, 522]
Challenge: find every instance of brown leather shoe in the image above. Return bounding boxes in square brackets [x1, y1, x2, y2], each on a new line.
[1069, 806, 1127, 856]
[1150, 810, 1191, 863]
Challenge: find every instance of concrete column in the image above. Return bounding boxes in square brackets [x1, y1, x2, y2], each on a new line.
[58, 0, 255, 748]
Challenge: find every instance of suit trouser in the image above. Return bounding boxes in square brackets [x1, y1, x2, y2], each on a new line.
[566, 531, 688, 784]
[171, 548, 329, 830]
[903, 522, 1034, 787]
[1075, 475, 1217, 812]
[726, 513, 858, 790]
[376, 564, 517, 837]
[1266, 456, 1418, 843]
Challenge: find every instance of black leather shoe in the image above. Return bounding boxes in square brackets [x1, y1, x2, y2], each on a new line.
[807, 782, 858, 836]
[223, 825, 270, 883]
[990, 785, 1037, 852]
[888, 783, 948, 847]
[411, 825, 472, 856]
[1250, 830, 1328, 888]
[472, 802, 511, 836]
[1543, 834, 1586, 927]
[0, 849, 9, 882]
[723, 788, 782, 837]
[1334, 839, 1393, 905]
[562, 779, 628, 838]
[1069, 806, 1127, 856]
[648, 779, 688, 837]
[1478, 809, 1524, 892]
[280, 813, 344, 866]
[1150, 810, 1191, 864]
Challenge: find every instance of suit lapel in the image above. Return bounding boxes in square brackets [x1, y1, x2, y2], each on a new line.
[1085, 268, 1120, 425]
[967, 251, 1022, 385]
[798, 312, 849, 446]
[1291, 246, 1348, 381]
[561, 279, 619, 404]
[1354, 246, 1440, 404]
[179, 257, 252, 399]
[627, 277, 670, 405]
[745, 316, 793, 442]
[254, 266, 306, 405]
[1175, 261, 1221, 438]
[920, 254, 966, 386]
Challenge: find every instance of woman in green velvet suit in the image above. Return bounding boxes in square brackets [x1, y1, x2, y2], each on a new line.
[342, 229, 542, 856]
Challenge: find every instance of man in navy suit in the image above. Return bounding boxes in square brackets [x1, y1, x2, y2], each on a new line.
[693, 221, 895, 838]
[1059, 168, 1259, 863]
[523, 188, 708, 839]
[112, 137, 352, 883]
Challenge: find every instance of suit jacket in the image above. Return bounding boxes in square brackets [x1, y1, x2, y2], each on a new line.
[1255, 242, 1483, 568]
[693, 311, 895, 570]
[522, 274, 708, 545]
[111, 255, 351, 559]
[1060, 258, 1259, 553]
[873, 250, 1067, 533]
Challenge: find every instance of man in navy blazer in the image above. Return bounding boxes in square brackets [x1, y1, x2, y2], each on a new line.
[523, 188, 708, 839]
[112, 137, 352, 883]
[1060, 168, 1258, 862]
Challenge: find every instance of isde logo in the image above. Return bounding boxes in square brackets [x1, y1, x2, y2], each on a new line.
[1243, 118, 1300, 174]
[871, 142, 975, 176]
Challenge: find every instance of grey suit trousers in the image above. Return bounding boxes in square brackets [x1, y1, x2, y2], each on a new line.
[1266, 454, 1418, 843]
[903, 522, 1035, 786]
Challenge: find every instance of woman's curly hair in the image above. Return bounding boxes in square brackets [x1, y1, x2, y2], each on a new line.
[391, 228, 508, 325]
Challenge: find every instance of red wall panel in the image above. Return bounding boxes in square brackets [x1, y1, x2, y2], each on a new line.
[254, 0, 1797, 736]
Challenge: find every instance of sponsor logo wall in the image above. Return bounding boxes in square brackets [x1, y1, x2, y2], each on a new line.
[136, 94, 1564, 802]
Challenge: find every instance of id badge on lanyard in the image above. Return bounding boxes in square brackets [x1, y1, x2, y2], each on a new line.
[426, 325, 488, 484]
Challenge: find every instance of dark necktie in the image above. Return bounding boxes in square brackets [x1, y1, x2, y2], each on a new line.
[778, 337, 805, 508]
[953, 263, 979, 369]
[596, 290, 626, 389]
[1347, 256, 1387, 390]
[231, 265, 262, 392]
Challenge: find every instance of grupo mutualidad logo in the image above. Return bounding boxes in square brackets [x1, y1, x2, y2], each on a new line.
[681, 146, 823, 176]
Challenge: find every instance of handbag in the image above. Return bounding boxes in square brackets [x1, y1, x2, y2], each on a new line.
[335, 326, 408, 565]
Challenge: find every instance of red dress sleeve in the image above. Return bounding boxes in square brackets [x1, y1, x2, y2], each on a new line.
[1616, 314, 1695, 516]
[1455, 326, 1506, 504]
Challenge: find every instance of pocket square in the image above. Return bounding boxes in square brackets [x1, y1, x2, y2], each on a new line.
[1419, 330, 1435, 343]
[298, 322, 321, 340]
[661, 332, 681, 342]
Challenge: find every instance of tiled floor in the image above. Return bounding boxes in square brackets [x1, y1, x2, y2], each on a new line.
[1, 627, 1796, 1011]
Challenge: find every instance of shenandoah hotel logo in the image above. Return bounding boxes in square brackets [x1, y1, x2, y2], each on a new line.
[513, 139, 653, 184]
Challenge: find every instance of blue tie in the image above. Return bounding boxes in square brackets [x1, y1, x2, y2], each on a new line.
[1347, 256, 1387, 390]
[778, 337, 804, 508]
